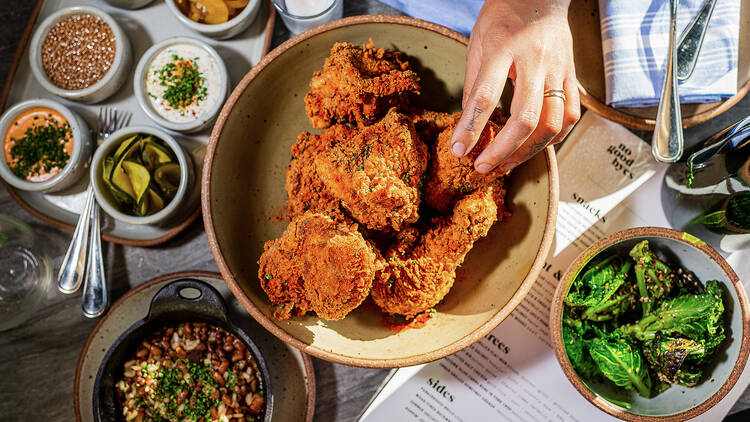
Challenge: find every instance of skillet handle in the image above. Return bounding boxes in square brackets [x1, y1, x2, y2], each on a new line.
[147, 279, 229, 324]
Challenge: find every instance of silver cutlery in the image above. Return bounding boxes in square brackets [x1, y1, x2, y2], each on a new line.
[57, 108, 129, 318]
[652, 0, 684, 163]
[677, 0, 716, 81]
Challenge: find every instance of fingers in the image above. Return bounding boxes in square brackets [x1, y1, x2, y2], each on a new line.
[548, 76, 581, 145]
[463, 36, 482, 109]
[492, 84, 565, 173]
[474, 64, 545, 173]
[450, 53, 512, 158]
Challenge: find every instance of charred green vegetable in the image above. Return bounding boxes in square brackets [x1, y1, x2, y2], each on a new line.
[562, 241, 727, 400]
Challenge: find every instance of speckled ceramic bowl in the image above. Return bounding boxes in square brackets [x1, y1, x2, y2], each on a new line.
[550, 227, 750, 421]
[0, 98, 92, 192]
[203, 15, 559, 368]
[165, 0, 262, 40]
[28, 6, 132, 104]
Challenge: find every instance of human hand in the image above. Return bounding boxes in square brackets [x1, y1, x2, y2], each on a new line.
[450, 0, 581, 174]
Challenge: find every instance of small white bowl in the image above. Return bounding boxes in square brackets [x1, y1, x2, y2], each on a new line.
[102, 0, 154, 9]
[164, 0, 261, 40]
[28, 6, 132, 104]
[90, 126, 193, 225]
[134, 37, 230, 134]
[0, 99, 92, 192]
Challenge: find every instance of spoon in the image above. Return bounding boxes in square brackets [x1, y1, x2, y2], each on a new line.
[652, 0, 684, 163]
[677, 0, 716, 81]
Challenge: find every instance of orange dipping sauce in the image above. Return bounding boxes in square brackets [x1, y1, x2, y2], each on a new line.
[3, 107, 73, 182]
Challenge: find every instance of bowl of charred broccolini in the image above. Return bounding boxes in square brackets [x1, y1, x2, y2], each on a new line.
[550, 227, 750, 421]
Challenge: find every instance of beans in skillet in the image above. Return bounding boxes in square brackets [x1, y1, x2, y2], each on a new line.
[115, 322, 266, 422]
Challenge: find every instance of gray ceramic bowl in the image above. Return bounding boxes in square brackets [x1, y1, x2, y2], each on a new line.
[90, 126, 193, 225]
[133, 37, 229, 133]
[550, 227, 750, 421]
[164, 0, 262, 40]
[0, 99, 92, 192]
[28, 6, 132, 104]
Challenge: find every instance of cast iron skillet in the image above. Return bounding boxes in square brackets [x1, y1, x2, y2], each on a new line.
[93, 279, 273, 422]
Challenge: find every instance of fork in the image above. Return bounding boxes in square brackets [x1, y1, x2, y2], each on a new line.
[57, 108, 130, 318]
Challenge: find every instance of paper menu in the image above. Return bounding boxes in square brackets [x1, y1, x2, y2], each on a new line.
[358, 112, 750, 421]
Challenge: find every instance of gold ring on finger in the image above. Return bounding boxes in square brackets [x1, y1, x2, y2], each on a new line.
[543, 89, 566, 103]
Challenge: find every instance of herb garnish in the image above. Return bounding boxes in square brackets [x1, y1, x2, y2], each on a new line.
[8, 117, 71, 180]
[154, 55, 208, 112]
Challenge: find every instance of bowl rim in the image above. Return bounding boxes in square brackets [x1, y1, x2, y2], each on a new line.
[0, 98, 90, 191]
[28, 5, 129, 100]
[548, 226, 750, 421]
[91, 125, 191, 225]
[133, 36, 230, 133]
[201, 14, 560, 368]
[164, 0, 261, 35]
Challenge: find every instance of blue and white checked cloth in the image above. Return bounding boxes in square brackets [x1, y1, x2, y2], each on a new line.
[379, 0, 483, 37]
[600, 0, 740, 108]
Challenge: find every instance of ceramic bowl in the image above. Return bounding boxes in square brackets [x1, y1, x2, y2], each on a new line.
[93, 278, 272, 422]
[91, 126, 193, 226]
[165, 0, 262, 40]
[203, 15, 559, 368]
[28, 6, 132, 104]
[102, 0, 154, 9]
[134, 37, 230, 133]
[549, 227, 750, 421]
[0, 99, 92, 192]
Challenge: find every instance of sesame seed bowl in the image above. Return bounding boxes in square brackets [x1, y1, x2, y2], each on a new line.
[28, 6, 132, 104]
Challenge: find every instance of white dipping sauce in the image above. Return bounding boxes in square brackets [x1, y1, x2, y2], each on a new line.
[145, 43, 221, 123]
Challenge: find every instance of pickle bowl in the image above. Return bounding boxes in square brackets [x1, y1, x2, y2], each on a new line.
[164, 0, 262, 40]
[133, 36, 230, 134]
[549, 227, 750, 421]
[90, 126, 193, 226]
[0, 98, 92, 193]
[28, 6, 132, 104]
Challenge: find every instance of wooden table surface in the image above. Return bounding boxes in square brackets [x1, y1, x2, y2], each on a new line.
[0, 1, 749, 422]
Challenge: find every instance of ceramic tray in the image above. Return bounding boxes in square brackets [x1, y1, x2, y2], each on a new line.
[569, 0, 750, 130]
[74, 271, 315, 422]
[0, 0, 275, 246]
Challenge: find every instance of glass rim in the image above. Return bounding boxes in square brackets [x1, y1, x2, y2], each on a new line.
[271, 0, 339, 21]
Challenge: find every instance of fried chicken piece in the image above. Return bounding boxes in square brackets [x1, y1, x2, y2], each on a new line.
[305, 41, 421, 129]
[408, 108, 461, 144]
[286, 125, 358, 220]
[316, 108, 429, 231]
[423, 109, 509, 215]
[258, 213, 384, 320]
[371, 188, 499, 317]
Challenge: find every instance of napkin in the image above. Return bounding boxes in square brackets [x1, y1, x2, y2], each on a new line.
[600, 0, 740, 108]
[379, 0, 483, 37]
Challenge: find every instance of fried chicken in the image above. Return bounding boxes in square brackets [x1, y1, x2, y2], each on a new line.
[423, 109, 509, 215]
[315, 108, 429, 231]
[408, 108, 461, 145]
[371, 188, 499, 317]
[258, 213, 384, 320]
[305, 41, 421, 129]
[286, 124, 358, 220]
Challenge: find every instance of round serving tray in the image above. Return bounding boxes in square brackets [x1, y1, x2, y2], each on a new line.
[569, 0, 750, 131]
[0, 0, 276, 246]
[74, 271, 315, 422]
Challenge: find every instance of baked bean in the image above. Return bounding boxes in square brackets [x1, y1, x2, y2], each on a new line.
[149, 345, 162, 357]
[175, 346, 187, 359]
[222, 394, 232, 406]
[218, 359, 230, 374]
[231, 351, 244, 363]
[212, 370, 225, 385]
[135, 348, 148, 359]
